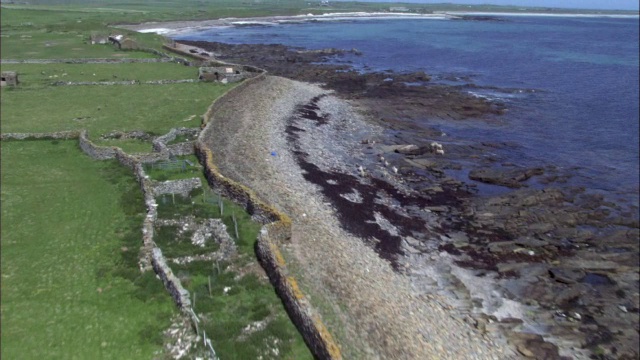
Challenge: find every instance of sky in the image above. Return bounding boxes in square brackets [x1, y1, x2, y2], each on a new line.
[331, 1, 639, 11]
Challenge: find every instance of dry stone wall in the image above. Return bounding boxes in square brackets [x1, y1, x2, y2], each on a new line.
[82, 130, 216, 359]
[193, 56, 342, 358]
[152, 177, 202, 197]
[79, 131, 119, 160]
[195, 128, 342, 359]
[0, 131, 79, 141]
[1, 60, 338, 357]
[256, 229, 342, 360]
[153, 127, 199, 155]
[0, 58, 176, 64]
[52, 79, 197, 86]
[1, 128, 215, 359]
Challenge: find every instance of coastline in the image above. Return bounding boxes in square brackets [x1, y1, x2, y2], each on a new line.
[120, 11, 639, 36]
[173, 38, 638, 360]
[123, 20, 639, 359]
[121, 13, 451, 36]
[198, 73, 520, 359]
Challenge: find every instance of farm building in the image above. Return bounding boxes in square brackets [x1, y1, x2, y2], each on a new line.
[119, 38, 138, 50]
[107, 35, 138, 50]
[1, 71, 18, 87]
[198, 66, 248, 84]
[89, 33, 108, 44]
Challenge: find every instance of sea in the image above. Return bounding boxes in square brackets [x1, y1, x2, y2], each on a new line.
[175, 15, 640, 208]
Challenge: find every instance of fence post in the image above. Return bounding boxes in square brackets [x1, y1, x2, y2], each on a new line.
[233, 211, 239, 240]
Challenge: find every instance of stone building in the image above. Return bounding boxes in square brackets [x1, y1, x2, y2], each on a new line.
[198, 66, 247, 84]
[89, 33, 108, 44]
[1, 71, 18, 87]
[119, 38, 138, 50]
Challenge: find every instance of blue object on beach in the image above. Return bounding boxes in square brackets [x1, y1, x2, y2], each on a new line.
[271, 151, 277, 157]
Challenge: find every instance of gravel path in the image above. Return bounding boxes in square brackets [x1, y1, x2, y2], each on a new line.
[200, 75, 520, 359]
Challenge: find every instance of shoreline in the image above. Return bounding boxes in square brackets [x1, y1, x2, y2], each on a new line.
[121, 13, 451, 36]
[198, 73, 521, 359]
[120, 10, 638, 36]
[170, 38, 639, 359]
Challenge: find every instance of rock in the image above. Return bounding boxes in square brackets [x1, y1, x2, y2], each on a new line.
[515, 236, 549, 248]
[422, 185, 443, 194]
[527, 222, 555, 234]
[563, 259, 619, 271]
[553, 286, 583, 306]
[488, 241, 518, 253]
[404, 158, 437, 169]
[517, 343, 536, 357]
[424, 205, 448, 212]
[394, 144, 422, 155]
[510, 332, 562, 359]
[548, 267, 586, 284]
[469, 167, 544, 188]
[497, 262, 530, 275]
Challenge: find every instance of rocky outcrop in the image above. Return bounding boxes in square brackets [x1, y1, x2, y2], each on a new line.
[468, 167, 544, 188]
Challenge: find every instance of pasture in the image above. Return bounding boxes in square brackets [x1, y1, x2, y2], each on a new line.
[0, 82, 229, 135]
[0, 2, 315, 358]
[0, 140, 175, 359]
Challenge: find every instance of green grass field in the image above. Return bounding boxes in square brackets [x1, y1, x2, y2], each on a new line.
[0, 82, 228, 135]
[92, 138, 154, 153]
[0, 3, 315, 357]
[153, 185, 313, 360]
[0, 140, 175, 359]
[2, 62, 199, 86]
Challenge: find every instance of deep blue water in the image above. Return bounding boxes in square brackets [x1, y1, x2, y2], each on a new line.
[177, 16, 639, 204]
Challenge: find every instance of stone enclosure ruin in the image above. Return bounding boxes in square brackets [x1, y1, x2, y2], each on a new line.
[1, 44, 342, 360]
[199, 66, 250, 84]
[1, 71, 18, 87]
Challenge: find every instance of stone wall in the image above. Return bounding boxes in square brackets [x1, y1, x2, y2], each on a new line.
[0, 58, 175, 64]
[163, 44, 211, 62]
[77, 129, 216, 359]
[1, 128, 215, 358]
[52, 79, 197, 86]
[152, 177, 202, 197]
[193, 56, 342, 357]
[152, 248, 192, 308]
[194, 142, 342, 360]
[167, 142, 195, 156]
[0, 131, 79, 141]
[194, 145, 282, 225]
[200, 71, 268, 127]
[153, 127, 199, 155]
[256, 229, 342, 360]
[78, 130, 119, 160]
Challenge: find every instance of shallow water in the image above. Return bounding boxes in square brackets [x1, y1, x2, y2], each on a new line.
[176, 15, 639, 206]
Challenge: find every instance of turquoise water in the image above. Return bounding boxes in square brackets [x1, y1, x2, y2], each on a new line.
[177, 16, 639, 203]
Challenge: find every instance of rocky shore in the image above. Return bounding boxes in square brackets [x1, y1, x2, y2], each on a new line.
[185, 40, 638, 359]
